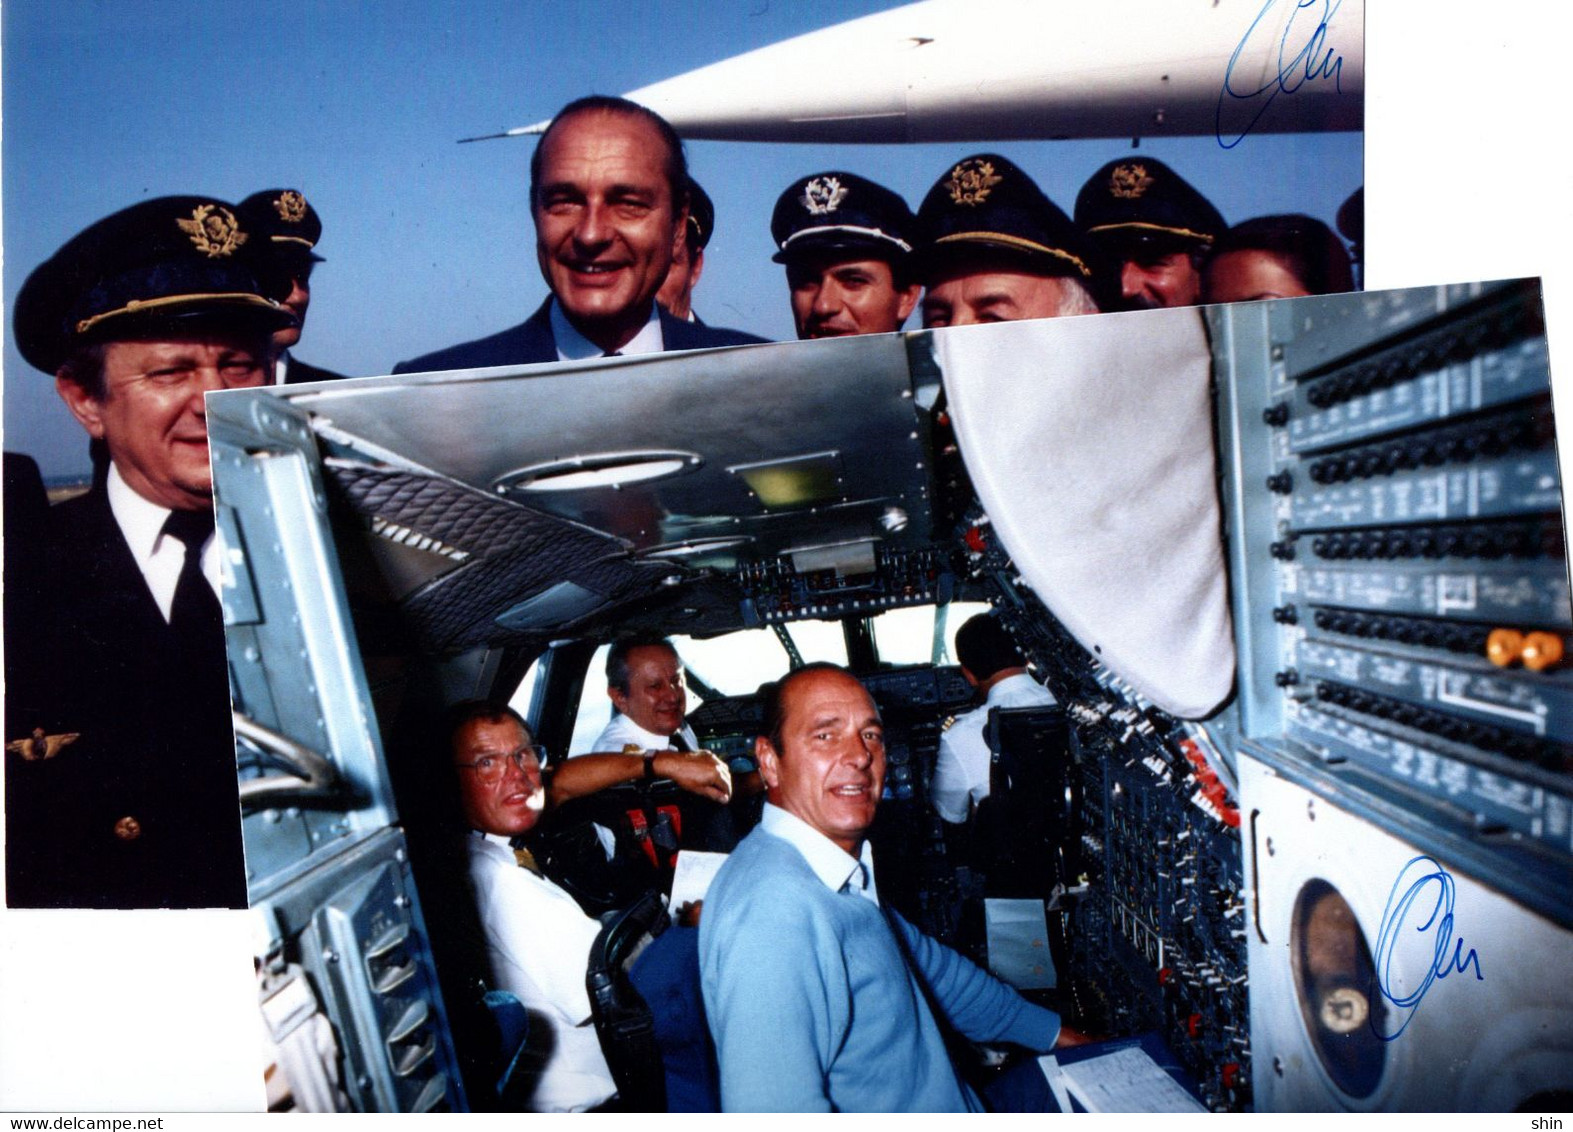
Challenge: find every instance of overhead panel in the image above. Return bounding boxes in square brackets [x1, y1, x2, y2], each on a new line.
[281, 335, 930, 566]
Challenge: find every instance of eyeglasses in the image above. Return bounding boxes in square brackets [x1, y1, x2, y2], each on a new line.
[455, 745, 544, 783]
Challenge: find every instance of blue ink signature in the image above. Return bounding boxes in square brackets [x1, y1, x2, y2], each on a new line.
[1217, 0, 1347, 149]
[1370, 855, 1483, 1041]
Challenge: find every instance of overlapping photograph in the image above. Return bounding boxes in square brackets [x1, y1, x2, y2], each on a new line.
[13, 0, 1567, 1118]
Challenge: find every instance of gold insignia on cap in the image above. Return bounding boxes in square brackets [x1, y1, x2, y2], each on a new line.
[1109, 163, 1154, 199]
[946, 159, 1004, 207]
[273, 190, 308, 224]
[6, 728, 79, 762]
[177, 204, 248, 258]
[802, 176, 848, 215]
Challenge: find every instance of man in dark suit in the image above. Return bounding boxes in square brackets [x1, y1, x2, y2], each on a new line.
[6, 196, 295, 907]
[237, 188, 347, 384]
[395, 97, 763, 373]
[656, 175, 713, 323]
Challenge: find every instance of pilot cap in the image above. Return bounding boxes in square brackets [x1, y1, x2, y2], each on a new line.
[771, 171, 915, 265]
[237, 188, 325, 261]
[12, 196, 296, 375]
[915, 154, 1094, 281]
[1074, 157, 1224, 254]
[685, 177, 715, 251]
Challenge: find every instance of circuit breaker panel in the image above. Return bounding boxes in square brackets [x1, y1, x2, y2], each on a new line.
[1214, 280, 1573, 1110]
[937, 282, 1572, 1112]
[1217, 281, 1570, 924]
[974, 579, 1253, 1111]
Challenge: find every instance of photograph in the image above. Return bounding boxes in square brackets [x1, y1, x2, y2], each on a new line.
[195, 279, 1568, 1113]
[2, 0, 1570, 1116]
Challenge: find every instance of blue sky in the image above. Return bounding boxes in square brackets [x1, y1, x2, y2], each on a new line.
[2, 1, 1361, 480]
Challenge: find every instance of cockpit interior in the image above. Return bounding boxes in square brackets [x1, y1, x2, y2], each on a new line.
[215, 281, 1573, 1113]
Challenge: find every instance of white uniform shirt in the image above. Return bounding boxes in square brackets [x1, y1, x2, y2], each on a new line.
[463, 832, 617, 1112]
[929, 672, 1057, 824]
[549, 299, 664, 361]
[589, 711, 699, 756]
[106, 463, 222, 621]
[581, 714, 701, 858]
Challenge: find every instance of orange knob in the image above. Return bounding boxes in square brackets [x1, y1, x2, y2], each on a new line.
[1486, 628, 1525, 667]
[1522, 632, 1564, 672]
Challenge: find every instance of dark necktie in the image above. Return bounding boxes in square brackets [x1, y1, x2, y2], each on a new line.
[508, 835, 541, 874]
[162, 507, 224, 666]
[669, 731, 691, 753]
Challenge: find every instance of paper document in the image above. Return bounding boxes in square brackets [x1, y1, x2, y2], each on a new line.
[1039, 1045, 1206, 1113]
[669, 850, 728, 909]
[985, 897, 1056, 989]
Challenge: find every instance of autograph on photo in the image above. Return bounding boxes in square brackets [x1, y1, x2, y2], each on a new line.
[1371, 855, 1485, 1041]
[1218, 0, 1347, 149]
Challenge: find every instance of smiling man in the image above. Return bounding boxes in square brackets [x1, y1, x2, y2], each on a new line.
[448, 702, 618, 1112]
[447, 698, 730, 1110]
[769, 171, 920, 340]
[698, 663, 1083, 1112]
[6, 196, 294, 907]
[582, 634, 707, 870]
[1073, 157, 1225, 311]
[916, 153, 1100, 329]
[593, 634, 697, 756]
[395, 97, 762, 372]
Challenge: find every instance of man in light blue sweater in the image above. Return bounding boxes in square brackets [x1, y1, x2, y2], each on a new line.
[698, 662, 1083, 1111]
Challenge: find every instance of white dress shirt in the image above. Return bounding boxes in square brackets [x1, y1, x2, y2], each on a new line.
[758, 803, 881, 907]
[106, 464, 222, 622]
[549, 299, 664, 361]
[463, 831, 617, 1112]
[589, 711, 699, 757]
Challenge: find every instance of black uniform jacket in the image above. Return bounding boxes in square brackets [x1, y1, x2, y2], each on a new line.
[392, 299, 766, 373]
[282, 354, 348, 385]
[4, 487, 248, 908]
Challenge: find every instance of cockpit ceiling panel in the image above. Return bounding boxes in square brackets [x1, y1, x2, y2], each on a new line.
[323, 462, 677, 652]
[270, 335, 933, 561]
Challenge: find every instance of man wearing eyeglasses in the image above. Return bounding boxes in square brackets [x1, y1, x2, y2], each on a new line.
[447, 700, 728, 1111]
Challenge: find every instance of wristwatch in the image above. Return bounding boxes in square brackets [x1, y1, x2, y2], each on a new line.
[643, 749, 657, 780]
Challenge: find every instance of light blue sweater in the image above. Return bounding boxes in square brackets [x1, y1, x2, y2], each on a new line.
[699, 805, 1060, 1112]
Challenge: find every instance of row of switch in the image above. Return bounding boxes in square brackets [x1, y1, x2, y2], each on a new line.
[1268, 518, 1564, 562]
[1300, 304, 1539, 410]
[1297, 407, 1552, 486]
[1311, 607, 1489, 655]
[1303, 607, 1565, 671]
[1314, 679, 1569, 770]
